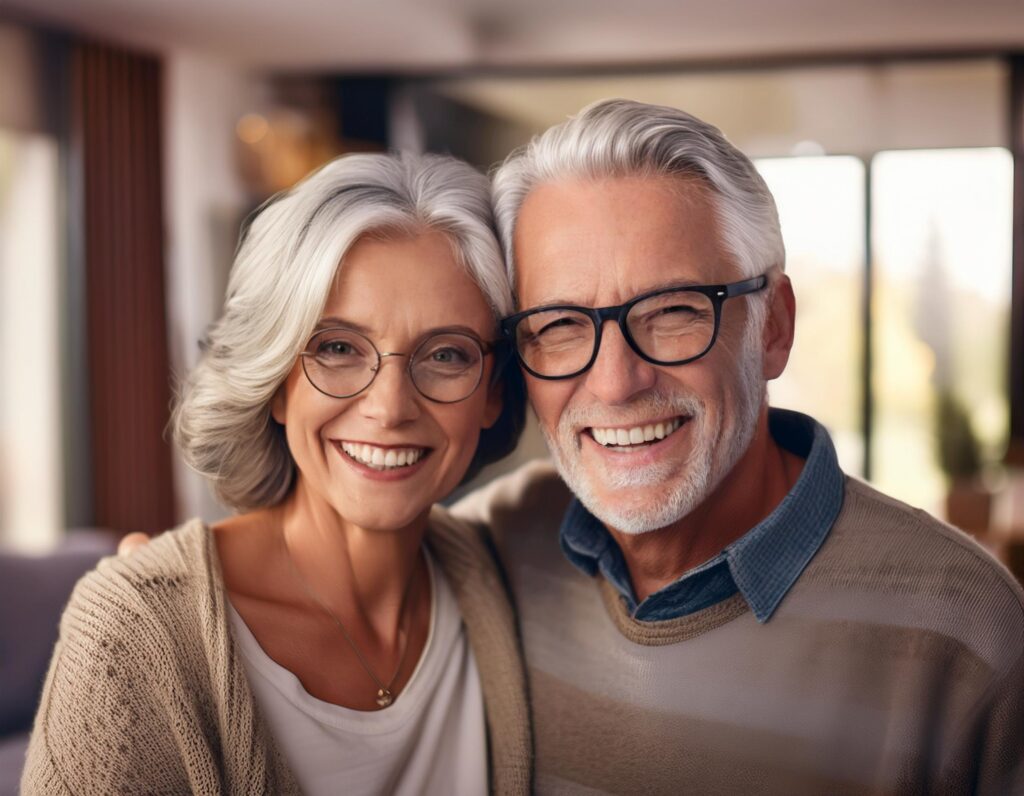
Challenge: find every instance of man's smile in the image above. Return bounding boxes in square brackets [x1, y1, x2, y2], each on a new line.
[587, 416, 686, 449]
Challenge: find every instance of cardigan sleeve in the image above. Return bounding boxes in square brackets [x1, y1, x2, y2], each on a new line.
[20, 564, 221, 795]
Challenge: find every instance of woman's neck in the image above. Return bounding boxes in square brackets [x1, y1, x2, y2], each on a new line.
[276, 479, 429, 643]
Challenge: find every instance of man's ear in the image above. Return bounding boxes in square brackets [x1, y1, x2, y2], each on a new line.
[762, 272, 796, 381]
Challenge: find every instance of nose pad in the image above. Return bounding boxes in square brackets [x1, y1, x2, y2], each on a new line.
[583, 321, 657, 405]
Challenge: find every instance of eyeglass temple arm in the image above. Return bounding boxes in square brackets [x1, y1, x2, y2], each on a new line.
[722, 274, 769, 298]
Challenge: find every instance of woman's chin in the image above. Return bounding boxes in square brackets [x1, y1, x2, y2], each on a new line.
[327, 500, 434, 536]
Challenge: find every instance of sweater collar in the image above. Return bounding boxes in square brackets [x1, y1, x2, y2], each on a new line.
[559, 408, 845, 623]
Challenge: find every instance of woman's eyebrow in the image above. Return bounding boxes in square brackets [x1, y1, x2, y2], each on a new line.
[313, 316, 372, 333]
[313, 318, 487, 339]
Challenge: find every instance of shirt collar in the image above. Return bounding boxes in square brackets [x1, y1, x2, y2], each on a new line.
[558, 408, 845, 623]
[723, 409, 845, 621]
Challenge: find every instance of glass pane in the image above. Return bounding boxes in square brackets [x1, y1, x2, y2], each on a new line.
[756, 156, 866, 476]
[872, 148, 1012, 513]
[0, 129, 63, 550]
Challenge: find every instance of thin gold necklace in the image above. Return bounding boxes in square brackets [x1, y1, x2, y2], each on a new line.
[283, 536, 420, 708]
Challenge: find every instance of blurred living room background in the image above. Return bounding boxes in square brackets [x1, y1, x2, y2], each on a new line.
[3, 1, 1024, 784]
[3, 3, 1024, 556]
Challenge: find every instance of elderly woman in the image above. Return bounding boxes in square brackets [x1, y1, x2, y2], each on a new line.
[22, 153, 531, 795]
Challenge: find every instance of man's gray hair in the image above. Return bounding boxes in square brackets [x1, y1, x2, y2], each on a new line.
[173, 152, 512, 510]
[491, 98, 786, 288]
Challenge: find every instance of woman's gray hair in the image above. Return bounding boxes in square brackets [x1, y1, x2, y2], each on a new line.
[173, 152, 516, 510]
[491, 98, 786, 289]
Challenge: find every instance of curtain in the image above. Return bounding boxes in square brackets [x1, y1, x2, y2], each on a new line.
[71, 41, 175, 534]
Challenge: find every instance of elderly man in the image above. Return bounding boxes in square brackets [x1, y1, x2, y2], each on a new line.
[450, 99, 1023, 793]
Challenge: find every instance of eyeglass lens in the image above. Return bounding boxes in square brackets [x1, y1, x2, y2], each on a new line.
[302, 329, 485, 403]
[514, 289, 716, 378]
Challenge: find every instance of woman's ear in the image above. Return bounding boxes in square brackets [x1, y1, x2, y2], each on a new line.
[482, 378, 503, 430]
[271, 384, 287, 425]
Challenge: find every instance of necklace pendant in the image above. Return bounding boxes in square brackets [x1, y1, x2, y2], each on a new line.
[376, 688, 393, 708]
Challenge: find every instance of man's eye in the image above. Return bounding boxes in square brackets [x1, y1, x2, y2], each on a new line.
[536, 316, 587, 336]
[658, 304, 702, 316]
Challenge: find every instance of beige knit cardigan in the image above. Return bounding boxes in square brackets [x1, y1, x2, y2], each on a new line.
[21, 507, 533, 795]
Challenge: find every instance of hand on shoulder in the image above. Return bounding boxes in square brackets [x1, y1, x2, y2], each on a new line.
[118, 531, 151, 556]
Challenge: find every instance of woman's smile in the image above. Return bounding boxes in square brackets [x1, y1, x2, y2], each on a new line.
[334, 439, 434, 481]
[336, 440, 431, 470]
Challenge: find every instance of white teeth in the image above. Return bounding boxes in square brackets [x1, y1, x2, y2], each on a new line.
[339, 442, 426, 470]
[589, 417, 684, 448]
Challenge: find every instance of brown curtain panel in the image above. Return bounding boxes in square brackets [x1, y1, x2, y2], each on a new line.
[71, 41, 175, 534]
[1010, 55, 1024, 465]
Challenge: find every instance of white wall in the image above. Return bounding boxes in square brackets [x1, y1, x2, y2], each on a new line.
[0, 23, 62, 552]
[163, 51, 271, 522]
[0, 132, 62, 552]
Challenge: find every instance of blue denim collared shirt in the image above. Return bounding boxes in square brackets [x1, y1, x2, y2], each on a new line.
[558, 408, 845, 623]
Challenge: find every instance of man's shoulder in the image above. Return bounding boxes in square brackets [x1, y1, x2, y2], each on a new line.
[807, 475, 1024, 667]
[450, 459, 572, 539]
[839, 476, 1021, 593]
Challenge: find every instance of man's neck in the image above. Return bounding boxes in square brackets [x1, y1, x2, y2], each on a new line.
[608, 408, 805, 603]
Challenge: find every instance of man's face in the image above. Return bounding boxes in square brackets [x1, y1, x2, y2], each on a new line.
[513, 175, 768, 534]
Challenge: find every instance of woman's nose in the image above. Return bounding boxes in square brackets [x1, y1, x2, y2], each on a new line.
[358, 357, 421, 427]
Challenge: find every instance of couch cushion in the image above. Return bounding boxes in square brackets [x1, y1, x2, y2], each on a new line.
[0, 531, 116, 735]
[0, 732, 28, 796]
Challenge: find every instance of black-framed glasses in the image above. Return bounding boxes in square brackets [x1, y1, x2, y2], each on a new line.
[500, 274, 768, 380]
[300, 328, 495, 403]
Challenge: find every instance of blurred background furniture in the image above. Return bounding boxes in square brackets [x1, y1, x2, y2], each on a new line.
[0, 530, 116, 795]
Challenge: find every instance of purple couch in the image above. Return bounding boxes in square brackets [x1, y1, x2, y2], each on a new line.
[0, 531, 117, 794]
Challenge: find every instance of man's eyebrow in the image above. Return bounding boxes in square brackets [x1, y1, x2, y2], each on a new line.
[524, 278, 709, 309]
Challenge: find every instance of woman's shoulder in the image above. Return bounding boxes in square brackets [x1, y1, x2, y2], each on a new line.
[426, 505, 494, 571]
[60, 519, 218, 651]
[426, 504, 514, 617]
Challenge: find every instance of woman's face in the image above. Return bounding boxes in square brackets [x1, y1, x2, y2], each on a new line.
[272, 229, 502, 533]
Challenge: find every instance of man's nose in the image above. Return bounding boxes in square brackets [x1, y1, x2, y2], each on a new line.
[582, 321, 657, 405]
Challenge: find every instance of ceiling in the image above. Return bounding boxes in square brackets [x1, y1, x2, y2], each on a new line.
[9, 0, 1024, 73]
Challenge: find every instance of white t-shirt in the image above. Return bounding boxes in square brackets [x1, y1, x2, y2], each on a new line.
[228, 552, 488, 796]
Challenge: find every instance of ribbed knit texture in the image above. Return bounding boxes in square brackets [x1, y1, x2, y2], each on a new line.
[453, 460, 1024, 795]
[21, 513, 532, 795]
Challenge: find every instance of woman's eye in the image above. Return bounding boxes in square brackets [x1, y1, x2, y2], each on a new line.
[431, 347, 468, 364]
[319, 341, 353, 356]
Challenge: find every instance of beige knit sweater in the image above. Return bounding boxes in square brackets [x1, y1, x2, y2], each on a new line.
[453, 461, 1024, 794]
[21, 507, 533, 795]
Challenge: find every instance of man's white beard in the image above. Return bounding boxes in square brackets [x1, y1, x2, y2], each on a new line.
[540, 329, 766, 535]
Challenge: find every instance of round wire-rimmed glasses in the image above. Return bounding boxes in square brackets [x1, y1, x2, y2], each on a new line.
[500, 274, 768, 380]
[300, 327, 495, 404]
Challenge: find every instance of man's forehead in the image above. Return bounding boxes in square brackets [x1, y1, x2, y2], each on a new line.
[512, 174, 735, 307]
